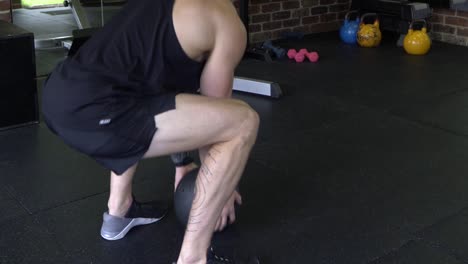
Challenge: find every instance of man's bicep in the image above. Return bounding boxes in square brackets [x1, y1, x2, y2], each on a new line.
[199, 53, 235, 98]
[199, 24, 246, 98]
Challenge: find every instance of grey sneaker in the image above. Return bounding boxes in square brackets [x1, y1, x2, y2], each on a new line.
[100, 198, 168, 240]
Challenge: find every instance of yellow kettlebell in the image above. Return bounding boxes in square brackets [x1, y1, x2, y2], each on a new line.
[357, 13, 382, 48]
[403, 20, 431, 55]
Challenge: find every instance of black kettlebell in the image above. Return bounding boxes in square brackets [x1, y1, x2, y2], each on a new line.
[174, 168, 199, 226]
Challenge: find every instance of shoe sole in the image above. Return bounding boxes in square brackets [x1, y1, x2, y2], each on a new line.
[100, 213, 166, 241]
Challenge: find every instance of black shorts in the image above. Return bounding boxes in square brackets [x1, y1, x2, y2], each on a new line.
[42, 76, 178, 175]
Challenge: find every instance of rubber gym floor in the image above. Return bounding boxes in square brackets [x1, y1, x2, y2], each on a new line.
[3, 21, 468, 264]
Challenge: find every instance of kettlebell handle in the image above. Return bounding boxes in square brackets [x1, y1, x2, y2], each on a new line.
[409, 19, 428, 32]
[345, 10, 359, 22]
[360, 13, 379, 25]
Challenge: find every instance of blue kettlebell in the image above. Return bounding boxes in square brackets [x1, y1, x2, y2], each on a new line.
[340, 11, 360, 44]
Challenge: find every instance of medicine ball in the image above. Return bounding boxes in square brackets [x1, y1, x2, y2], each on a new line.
[174, 168, 199, 226]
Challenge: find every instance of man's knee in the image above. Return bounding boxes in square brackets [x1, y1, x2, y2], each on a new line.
[246, 106, 260, 134]
[236, 104, 260, 145]
[230, 98, 250, 107]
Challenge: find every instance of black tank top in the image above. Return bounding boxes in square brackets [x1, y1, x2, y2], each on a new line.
[43, 0, 204, 130]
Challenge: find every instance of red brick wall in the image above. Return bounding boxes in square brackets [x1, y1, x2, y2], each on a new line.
[234, 0, 351, 43]
[430, 8, 468, 46]
[0, 0, 12, 23]
[233, 1, 468, 46]
[11, 0, 20, 9]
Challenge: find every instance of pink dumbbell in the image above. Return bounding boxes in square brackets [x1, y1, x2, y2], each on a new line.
[288, 49, 319, 63]
[294, 52, 305, 63]
[288, 48, 308, 59]
[306, 51, 319, 62]
[298, 48, 308, 55]
[287, 49, 297, 59]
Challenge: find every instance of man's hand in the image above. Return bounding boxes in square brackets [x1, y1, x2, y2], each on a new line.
[214, 190, 242, 232]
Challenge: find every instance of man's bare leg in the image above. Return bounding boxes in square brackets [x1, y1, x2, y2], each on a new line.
[107, 164, 138, 217]
[107, 143, 195, 219]
[101, 163, 167, 241]
[106, 155, 198, 216]
[142, 94, 260, 263]
[178, 133, 257, 263]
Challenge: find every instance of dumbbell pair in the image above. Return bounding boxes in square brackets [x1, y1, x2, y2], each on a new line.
[263, 40, 286, 59]
[287, 49, 319, 63]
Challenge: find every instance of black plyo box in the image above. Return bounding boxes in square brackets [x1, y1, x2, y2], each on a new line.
[0, 20, 38, 130]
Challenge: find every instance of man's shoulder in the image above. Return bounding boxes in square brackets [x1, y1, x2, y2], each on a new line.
[178, 0, 240, 24]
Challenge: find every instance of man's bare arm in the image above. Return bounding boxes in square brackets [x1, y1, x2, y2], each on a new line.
[199, 3, 247, 98]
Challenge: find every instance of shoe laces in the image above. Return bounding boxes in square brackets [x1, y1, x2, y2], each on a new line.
[209, 247, 233, 263]
[172, 247, 234, 264]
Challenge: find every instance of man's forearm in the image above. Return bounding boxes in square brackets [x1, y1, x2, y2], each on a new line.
[199, 80, 233, 98]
